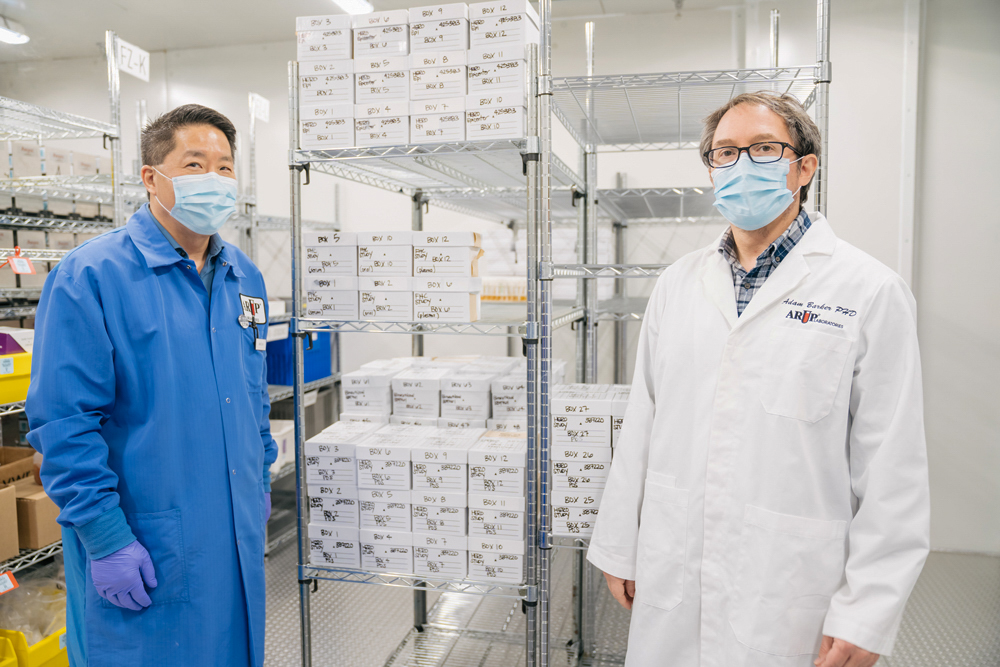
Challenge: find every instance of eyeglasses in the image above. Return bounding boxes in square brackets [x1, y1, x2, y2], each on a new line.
[704, 141, 799, 169]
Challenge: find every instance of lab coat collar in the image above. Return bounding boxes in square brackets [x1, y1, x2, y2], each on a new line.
[127, 204, 245, 278]
[700, 211, 837, 332]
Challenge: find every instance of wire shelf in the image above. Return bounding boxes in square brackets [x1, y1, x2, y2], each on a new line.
[0, 542, 63, 575]
[552, 66, 820, 151]
[296, 140, 583, 194]
[303, 564, 530, 600]
[597, 296, 649, 322]
[0, 248, 70, 262]
[267, 374, 341, 404]
[431, 186, 581, 224]
[542, 263, 670, 279]
[0, 305, 37, 318]
[0, 288, 42, 299]
[0, 214, 114, 234]
[0, 401, 26, 417]
[297, 303, 584, 337]
[598, 187, 723, 223]
[0, 96, 118, 141]
[0, 175, 146, 206]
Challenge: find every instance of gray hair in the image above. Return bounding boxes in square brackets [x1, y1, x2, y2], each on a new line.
[700, 91, 821, 204]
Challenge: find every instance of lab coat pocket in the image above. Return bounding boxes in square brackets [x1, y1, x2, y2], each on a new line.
[729, 505, 847, 656]
[100, 508, 190, 607]
[760, 328, 852, 423]
[242, 328, 265, 393]
[635, 480, 688, 612]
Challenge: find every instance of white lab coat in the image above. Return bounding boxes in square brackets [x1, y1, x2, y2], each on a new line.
[587, 213, 930, 667]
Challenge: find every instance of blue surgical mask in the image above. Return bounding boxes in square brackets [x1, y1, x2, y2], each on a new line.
[153, 168, 237, 236]
[711, 156, 802, 231]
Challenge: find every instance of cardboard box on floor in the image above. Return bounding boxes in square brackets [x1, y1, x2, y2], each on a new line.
[0, 447, 34, 488]
[14, 479, 60, 550]
[0, 484, 17, 561]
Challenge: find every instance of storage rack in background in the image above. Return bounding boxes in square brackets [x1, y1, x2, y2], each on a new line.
[0, 30, 138, 577]
[286, 1, 831, 665]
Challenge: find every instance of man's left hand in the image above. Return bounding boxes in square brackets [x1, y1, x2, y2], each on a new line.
[815, 636, 880, 667]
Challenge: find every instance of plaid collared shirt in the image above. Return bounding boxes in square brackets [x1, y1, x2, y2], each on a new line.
[719, 209, 812, 317]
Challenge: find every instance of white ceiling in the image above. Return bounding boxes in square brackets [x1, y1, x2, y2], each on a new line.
[0, 0, 737, 63]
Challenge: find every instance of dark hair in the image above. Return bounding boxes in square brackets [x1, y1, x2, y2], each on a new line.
[141, 104, 237, 167]
[700, 91, 821, 204]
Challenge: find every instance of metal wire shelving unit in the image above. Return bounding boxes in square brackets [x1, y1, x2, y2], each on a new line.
[286, 14, 572, 663]
[286, 1, 831, 665]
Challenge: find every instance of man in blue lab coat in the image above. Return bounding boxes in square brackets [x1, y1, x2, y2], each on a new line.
[27, 104, 276, 666]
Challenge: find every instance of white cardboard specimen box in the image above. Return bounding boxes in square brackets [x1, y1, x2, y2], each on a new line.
[410, 18, 470, 53]
[297, 28, 352, 61]
[355, 56, 410, 102]
[360, 529, 414, 573]
[354, 24, 410, 57]
[354, 430, 420, 489]
[359, 488, 412, 532]
[308, 524, 361, 568]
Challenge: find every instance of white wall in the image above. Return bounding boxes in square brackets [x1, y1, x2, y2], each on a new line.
[2, 0, 996, 552]
[915, 0, 1000, 554]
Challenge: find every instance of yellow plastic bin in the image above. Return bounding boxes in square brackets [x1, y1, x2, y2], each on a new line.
[0, 637, 17, 667]
[0, 627, 67, 667]
[0, 352, 31, 404]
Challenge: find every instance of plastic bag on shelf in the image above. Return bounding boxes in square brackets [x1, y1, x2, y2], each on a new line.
[0, 559, 65, 646]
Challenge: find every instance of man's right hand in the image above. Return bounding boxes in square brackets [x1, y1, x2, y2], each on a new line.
[90, 540, 158, 611]
[603, 571, 636, 610]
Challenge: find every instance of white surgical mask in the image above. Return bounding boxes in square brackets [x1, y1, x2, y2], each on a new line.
[153, 167, 237, 236]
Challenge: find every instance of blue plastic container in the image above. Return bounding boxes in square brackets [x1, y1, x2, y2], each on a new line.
[266, 332, 332, 386]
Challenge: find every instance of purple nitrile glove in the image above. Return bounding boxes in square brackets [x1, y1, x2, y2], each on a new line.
[265, 492, 271, 523]
[90, 540, 158, 611]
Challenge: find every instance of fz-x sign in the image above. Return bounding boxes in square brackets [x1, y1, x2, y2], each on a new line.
[117, 38, 150, 82]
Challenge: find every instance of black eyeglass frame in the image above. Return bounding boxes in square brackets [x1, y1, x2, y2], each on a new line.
[704, 141, 801, 169]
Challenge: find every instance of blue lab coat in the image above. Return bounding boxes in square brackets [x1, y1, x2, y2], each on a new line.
[26, 204, 276, 667]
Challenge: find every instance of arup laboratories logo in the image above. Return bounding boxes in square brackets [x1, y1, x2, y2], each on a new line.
[786, 310, 815, 324]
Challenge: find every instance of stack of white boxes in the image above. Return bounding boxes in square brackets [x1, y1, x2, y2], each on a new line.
[411, 427, 484, 578]
[306, 421, 382, 568]
[296, 2, 537, 150]
[467, 1, 537, 140]
[304, 232, 359, 320]
[297, 15, 356, 149]
[303, 230, 483, 323]
[468, 432, 527, 583]
[550, 385, 615, 537]
[355, 425, 427, 573]
[409, 3, 469, 143]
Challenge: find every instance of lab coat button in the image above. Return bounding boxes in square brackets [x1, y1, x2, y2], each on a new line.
[226, 397, 231, 403]
[232, 469, 236, 475]
[211, 328, 217, 333]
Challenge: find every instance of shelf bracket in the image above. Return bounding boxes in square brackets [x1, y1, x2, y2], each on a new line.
[521, 136, 541, 175]
[292, 162, 310, 186]
[816, 61, 833, 84]
[570, 186, 586, 208]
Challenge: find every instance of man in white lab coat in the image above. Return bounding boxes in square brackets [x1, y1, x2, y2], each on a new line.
[588, 91, 930, 667]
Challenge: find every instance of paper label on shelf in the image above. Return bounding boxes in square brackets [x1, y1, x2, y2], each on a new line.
[0, 571, 18, 596]
[117, 38, 150, 82]
[299, 59, 355, 75]
[8, 256, 35, 275]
